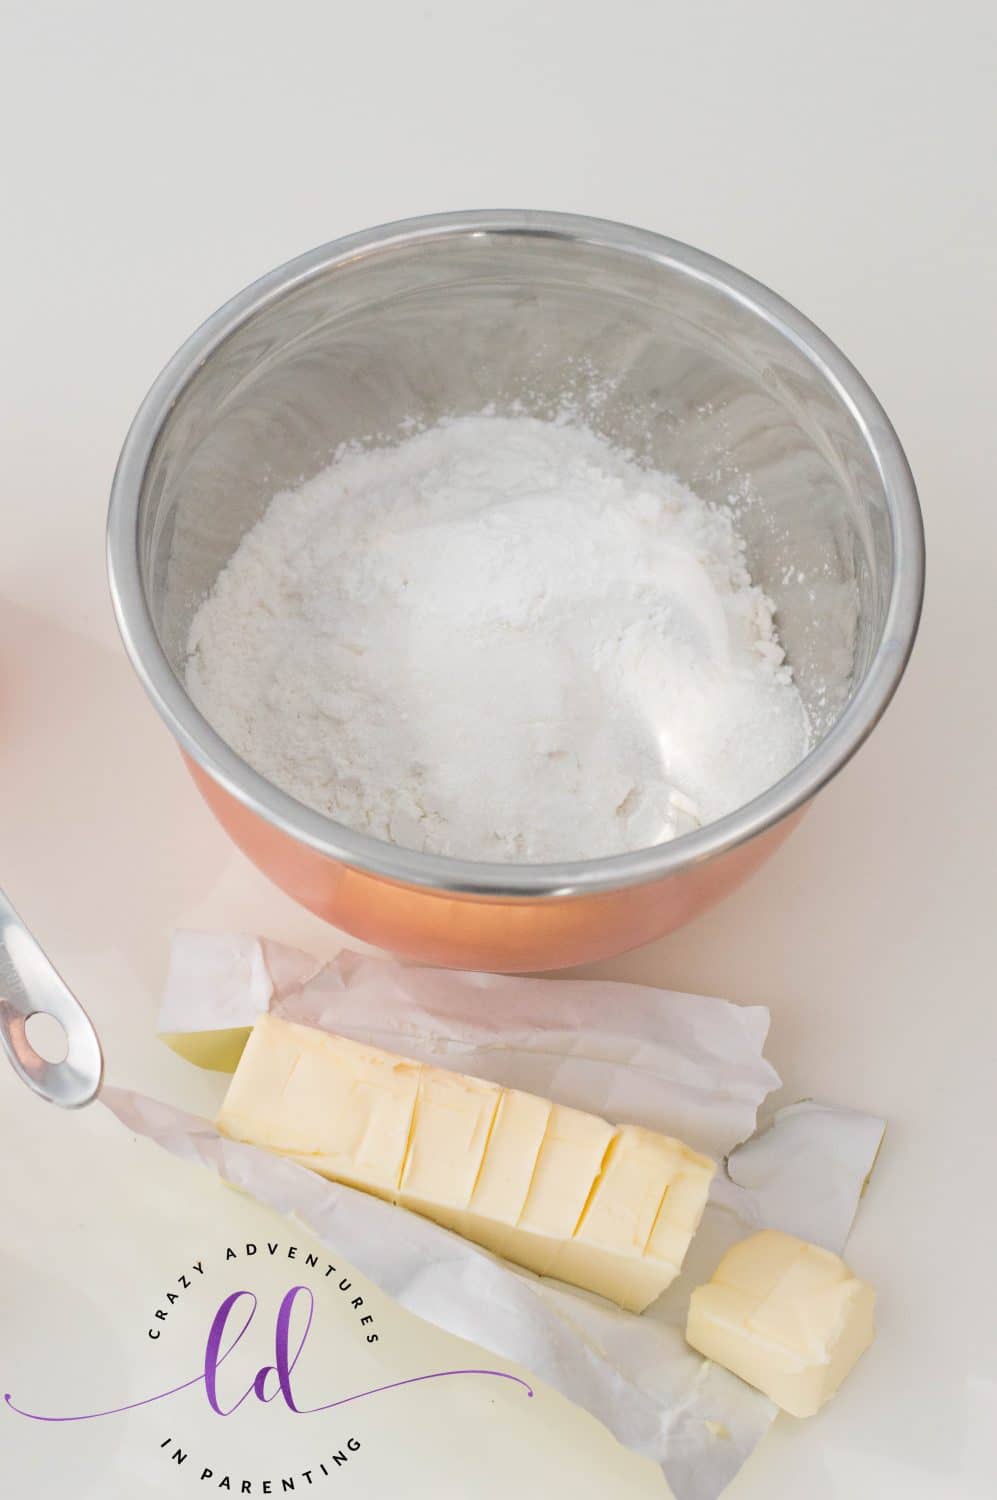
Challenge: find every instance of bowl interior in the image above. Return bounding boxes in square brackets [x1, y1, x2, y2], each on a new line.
[139, 227, 892, 771]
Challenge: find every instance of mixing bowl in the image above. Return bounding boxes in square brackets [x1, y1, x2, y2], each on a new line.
[107, 210, 923, 971]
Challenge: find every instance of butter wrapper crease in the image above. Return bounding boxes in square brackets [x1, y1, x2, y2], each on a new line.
[103, 934, 886, 1500]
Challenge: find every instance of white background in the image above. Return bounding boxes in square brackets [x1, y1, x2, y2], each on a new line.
[1, 2, 995, 1497]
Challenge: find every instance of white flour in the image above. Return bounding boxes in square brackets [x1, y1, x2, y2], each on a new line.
[187, 415, 811, 862]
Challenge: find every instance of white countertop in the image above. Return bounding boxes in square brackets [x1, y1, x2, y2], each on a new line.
[2, 4, 995, 1497]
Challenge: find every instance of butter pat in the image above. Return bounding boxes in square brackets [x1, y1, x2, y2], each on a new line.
[552, 1126, 715, 1311]
[467, 1088, 551, 1224]
[481, 1104, 614, 1276]
[451, 1088, 551, 1252]
[218, 1015, 715, 1311]
[398, 1066, 500, 1227]
[686, 1230, 875, 1417]
[217, 1014, 420, 1199]
[512, 1105, 614, 1264]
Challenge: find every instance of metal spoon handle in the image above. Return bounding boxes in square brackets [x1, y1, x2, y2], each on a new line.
[0, 889, 103, 1108]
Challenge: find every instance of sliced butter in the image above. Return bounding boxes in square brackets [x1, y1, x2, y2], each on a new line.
[217, 1013, 420, 1199]
[551, 1125, 714, 1311]
[217, 1014, 715, 1311]
[501, 1104, 616, 1275]
[450, 1087, 551, 1250]
[467, 1087, 552, 1223]
[685, 1229, 875, 1417]
[398, 1067, 501, 1228]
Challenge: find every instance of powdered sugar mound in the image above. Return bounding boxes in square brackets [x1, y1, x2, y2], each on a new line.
[187, 416, 811, 862]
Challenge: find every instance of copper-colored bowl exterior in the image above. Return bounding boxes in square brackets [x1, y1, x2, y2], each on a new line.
[187, 753, 805, 970]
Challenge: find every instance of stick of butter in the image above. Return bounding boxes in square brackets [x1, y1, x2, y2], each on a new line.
[685, 1229, 875, 1417]
[217, 1014, 715, 1312]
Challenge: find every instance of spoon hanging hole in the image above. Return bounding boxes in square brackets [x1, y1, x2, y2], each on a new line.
[24, 1011, 69, 1065]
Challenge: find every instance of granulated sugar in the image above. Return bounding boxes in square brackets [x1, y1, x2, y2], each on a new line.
[186, 415, 811, 862]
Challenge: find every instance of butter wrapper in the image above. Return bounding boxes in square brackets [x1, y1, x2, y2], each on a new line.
[158, 934, 780, 1158]
[105, 933, 885, 1500]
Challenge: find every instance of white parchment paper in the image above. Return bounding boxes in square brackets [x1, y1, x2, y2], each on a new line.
[106, 934, 886, 1500]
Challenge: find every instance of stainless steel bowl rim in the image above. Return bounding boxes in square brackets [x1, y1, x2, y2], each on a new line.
[107, 209, 925, 900]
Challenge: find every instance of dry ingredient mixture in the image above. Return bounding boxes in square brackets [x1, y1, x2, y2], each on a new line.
[187, 415, 811, 862]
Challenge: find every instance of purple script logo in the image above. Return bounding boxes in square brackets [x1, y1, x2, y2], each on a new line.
[5, 1284, 533, 1423]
